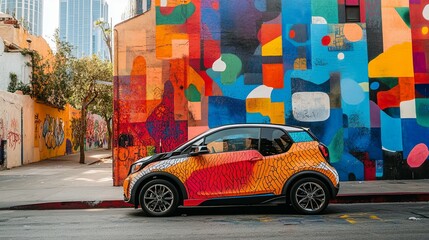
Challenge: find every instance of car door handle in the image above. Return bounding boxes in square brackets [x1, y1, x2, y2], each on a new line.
[249, 157, 263, 162]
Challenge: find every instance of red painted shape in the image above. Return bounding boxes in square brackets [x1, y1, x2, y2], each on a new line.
[289, 30, 296, 39]
[184, 151, 261, 200]
[407, 143, 429, 168]
[260, 24, 282, 45]
[203, 40, 221, 69]
[263, 64, 284, 88]
[321, 36, 331, 46]
[159, 6, 175, 15]
[377, 85, 400, 110]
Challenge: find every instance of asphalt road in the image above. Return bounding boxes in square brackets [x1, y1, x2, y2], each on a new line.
[0, 203, 428, 240]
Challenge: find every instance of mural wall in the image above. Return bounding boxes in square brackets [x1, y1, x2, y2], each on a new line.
[113, 0, 429, 185]
[0, 90, 108, 169]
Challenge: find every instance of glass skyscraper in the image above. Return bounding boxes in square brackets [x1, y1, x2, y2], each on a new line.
[0, 0, 43, 36]
[59, 0, 109, 60]
[122, 0, 151, 20]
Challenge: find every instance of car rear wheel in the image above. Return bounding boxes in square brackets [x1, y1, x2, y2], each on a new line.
[289, 177, 329, 214]
[139, 179, 179, 217]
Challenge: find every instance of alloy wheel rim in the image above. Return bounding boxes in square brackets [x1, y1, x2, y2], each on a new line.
[295, 182, 326, 212]
[144, 184, 174, 214]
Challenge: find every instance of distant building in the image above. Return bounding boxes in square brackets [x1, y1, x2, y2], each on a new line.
[0, 0, 43, 36]
[122, 0, 151, 20]
[59, 0, 109, 60]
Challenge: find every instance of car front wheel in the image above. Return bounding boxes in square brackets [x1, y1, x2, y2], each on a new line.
[289, 177, 329, 214]
[139, 179, 179, 217]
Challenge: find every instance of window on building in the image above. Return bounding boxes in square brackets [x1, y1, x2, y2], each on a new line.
[345, 0, 360, 23]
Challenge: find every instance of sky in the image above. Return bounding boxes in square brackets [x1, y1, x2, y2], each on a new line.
[42, 0, 127, 48]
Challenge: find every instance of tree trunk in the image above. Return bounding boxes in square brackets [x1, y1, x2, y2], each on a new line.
[79, 105, 87, 164]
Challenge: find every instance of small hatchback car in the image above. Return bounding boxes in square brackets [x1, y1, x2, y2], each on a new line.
[123, 124, 339, 217]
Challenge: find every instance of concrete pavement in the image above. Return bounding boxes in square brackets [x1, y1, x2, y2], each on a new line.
[0, 148, 428, 210]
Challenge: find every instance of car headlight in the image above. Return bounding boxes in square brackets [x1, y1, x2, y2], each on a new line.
[130, 162, 144, 174]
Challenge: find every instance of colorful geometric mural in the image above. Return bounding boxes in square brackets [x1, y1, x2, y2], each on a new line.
[113, 0, 429, 186]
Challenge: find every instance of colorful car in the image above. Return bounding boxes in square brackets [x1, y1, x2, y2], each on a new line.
[123, 124, 339, 217]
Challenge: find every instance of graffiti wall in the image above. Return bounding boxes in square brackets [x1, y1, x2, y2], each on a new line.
[0, 91, 34, 169]
[34, 103, 108, 160]
[113, 0, 429, 185]
[0, 90, 108, 169]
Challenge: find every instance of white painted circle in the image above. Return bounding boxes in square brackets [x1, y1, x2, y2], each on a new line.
[423, 4, 429, 20]
[338, 52, 345, 60]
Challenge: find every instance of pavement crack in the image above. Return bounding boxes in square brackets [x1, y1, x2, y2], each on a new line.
[410, 212, 429, 219]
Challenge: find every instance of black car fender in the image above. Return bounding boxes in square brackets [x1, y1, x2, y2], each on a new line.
[281, 171, 339, 199]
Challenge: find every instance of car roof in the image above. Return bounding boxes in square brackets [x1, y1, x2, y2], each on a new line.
[206, 123, 305, 134]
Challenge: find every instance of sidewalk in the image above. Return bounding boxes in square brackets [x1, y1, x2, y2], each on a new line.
[0, 149, 428, 210]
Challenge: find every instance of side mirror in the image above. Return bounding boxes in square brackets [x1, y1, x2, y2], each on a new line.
[190, 145, 210, 156]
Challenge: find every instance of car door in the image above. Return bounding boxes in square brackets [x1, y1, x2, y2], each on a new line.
[183, 127, 263, 200]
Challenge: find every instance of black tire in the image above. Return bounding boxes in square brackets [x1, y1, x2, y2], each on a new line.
[139, 179, 179, 217]
[289, 177, 330, 214]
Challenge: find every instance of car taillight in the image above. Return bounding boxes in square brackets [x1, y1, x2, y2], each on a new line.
[318, 144, 330, 162]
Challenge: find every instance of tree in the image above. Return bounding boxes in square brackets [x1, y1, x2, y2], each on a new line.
[68, 55, 112, 163]
[23, 29, 73, 109]
[93, 19, 114, 150]
[94, 19, 113, 62]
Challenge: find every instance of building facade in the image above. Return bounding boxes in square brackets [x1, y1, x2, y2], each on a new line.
[122, 0, 151, 20]
[113, 0, 429, 186]
[59, 0, 109, 59]
[0, 0, 43, 36]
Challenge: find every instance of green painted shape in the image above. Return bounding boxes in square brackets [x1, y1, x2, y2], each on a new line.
[377, 77, 398, 89]
[156, 3, 196, 25]
[220, 54, 242, 85]
[328, 128, 344, 164]
[185, 84, 201, 102]
[416, 99, 429, 127]
[395, 7, 411, 28]
[312, 0, 338, 24]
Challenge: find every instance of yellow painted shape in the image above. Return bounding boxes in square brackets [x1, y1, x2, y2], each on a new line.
[187, 66, 206, 92]
[359, 82, 369, 92]
[294, 58, 307, 70]
[368, 42, 414, 78]
[262, 36, 282, 56]
[370, 215, 382, 220]
[246, 98, 285, 124]
[422, 26, 428, 35]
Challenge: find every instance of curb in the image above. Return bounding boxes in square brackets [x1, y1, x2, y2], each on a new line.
[3, 200, 133, 210]
[2, 193, 429, 210]
[332, 192, 429, 204]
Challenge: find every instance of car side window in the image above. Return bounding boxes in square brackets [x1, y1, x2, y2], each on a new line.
[260, 128, 292, 156]
[204, 128, 259, 154]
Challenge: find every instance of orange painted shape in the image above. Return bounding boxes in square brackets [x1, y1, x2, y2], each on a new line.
[260, 24, 282, 45]
[399, 77, 415, 102]
[263, 64, 284, 89]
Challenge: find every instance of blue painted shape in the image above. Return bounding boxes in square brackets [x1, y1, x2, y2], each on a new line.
[247, 112, 271, 123]
[368, 128, 383, 160]
[201, 8, 220, 40]
[380, 111, 403, 151]
[401, 119, 429, 157]
[341, 78, 365, 105]
[254, 0, 267, 12]
[282, 0, 311, 24]
[344, 127, 370, 152]
[208, 69, 257, 100]
[289, 131, 313, 142]
[370, 81, 380, 90]
[332, 152, 364, 181]
[208, 96, 246, 128]
[287, 109, 343, 147]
